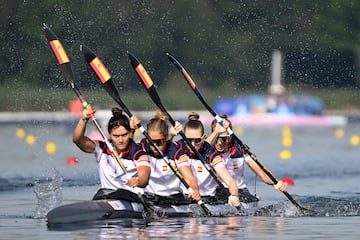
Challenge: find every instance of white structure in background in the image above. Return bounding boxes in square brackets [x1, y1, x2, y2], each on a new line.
[268, 49, 285, 96]
[266, 50, 288, 113]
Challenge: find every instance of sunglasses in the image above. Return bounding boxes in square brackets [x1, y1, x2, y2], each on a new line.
[187, 135, 205, 144]
[147, 138, 166, 146]
[216, 135, 231, 143]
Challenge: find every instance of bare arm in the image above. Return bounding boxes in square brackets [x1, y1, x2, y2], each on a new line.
[179, 165, 201, 201]
[215, 166, 238, 196]
[206, 120, 229, 145]
[127, 165, 151, 188]
[246, 157, 287, 192]
[72, 106, 96, 153]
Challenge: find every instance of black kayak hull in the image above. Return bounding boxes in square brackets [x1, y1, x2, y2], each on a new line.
[46, 199, 194, 225]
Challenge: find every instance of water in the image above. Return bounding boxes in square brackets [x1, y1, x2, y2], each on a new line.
[1, 117, 360, 239]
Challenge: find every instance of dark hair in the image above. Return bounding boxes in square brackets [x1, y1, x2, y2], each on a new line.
[211, 113, 232, 132]
[146, 111, 169, 138]
[107, 107, 131, 133]
[184, 112, 204, 135]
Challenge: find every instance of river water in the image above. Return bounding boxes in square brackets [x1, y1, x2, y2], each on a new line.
[1, 115, 360, 239]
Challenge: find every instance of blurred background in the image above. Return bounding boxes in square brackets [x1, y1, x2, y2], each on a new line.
[1, 0, 360, 113]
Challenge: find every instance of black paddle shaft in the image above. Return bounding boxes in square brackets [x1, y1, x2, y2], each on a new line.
[167, 53, 317, 215]
[43, 25, 160, 221]
[81, 45, 211, 216]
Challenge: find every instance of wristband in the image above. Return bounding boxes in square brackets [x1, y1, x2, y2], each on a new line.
[81, 117, 89, 122]
[244, 154, 252, 161]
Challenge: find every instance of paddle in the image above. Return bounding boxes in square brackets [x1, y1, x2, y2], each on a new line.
[42, 24, 159, 222]
[128, 52, 244, 213]
[166, 53, 317, 215]
[80, 45, 212, 216]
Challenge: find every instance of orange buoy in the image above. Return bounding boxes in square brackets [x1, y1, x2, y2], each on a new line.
[66, 157, 79, 166]
[68, 99, 83, 116]
[281, 177, 294, 186]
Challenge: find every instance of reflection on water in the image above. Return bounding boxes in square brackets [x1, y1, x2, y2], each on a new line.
[2, 122, 360, 239]
[48, 216, 295, 239]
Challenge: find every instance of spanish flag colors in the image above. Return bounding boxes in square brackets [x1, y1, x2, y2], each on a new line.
[49, 40, 69, 64]
[135, 64, 153, 89]
[89, 57, 111, 83]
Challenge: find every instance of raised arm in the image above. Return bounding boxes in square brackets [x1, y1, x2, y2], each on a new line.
[72, 105, 96, 153]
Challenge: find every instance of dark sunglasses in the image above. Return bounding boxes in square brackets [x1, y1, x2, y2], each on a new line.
[187, 135, 205, 144]
[147, 138, 166, 146]
[216, 135, 231, 143]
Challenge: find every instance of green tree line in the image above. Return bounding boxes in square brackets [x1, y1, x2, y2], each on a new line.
[1, 0, 360, 111]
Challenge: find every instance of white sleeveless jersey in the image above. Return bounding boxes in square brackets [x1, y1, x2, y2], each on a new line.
[94, 140, 150, 194]
[220, 150, 247, 189]
[145, 155, 189, 196]
[140, 139, 190, 196]
[180, 140, 226, 196]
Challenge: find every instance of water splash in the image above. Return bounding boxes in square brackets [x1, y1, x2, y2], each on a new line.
[32, 168, 63, 218]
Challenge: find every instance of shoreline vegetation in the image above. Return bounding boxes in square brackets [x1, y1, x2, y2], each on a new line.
[1, 84, 359, 114]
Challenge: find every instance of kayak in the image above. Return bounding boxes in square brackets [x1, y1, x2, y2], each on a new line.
[46, 188, 259, 226]
[46, 199, 196, 225]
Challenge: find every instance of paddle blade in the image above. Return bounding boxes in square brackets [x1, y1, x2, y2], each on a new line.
[166, 53, 196, 90]
[81, 45, 132, 116]
[43, 24, 69, 65]
[128, 52, 165, 113]
[81, 45, 111, 84]
[43, 23, 75, 86]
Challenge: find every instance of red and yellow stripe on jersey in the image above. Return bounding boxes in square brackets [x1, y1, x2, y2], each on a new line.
[211, 155, 223, 167]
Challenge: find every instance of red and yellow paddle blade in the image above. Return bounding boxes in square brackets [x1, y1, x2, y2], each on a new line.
[43, 23, 75, 85]
[43, 24, 70, 65]
[81, 45, 111, 84]
[128, 52, 154, 90]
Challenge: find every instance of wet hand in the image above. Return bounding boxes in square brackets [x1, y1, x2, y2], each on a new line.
[82, 104, 95, 121]
[169, 121, 183, 137]
[130, 115, 141, 129]
[187, 189, 201, 202]
[126, 177, 139, 188]
[214, 121, 228, 135]
[228, 195, 240, 207]
[274, 180, 287, 192]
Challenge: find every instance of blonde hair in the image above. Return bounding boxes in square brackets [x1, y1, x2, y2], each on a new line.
[146, 111, 169, 138]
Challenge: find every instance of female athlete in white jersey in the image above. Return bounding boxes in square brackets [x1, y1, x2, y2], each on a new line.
[206, 114, 287, 204]
[72, 106, 151, 202]
[179, 112, 241, 207]
[139, 111, 201, 206]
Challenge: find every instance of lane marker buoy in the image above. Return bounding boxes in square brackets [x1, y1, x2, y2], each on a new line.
[282, 137, 293, 147]
[282, 177, 294, 186]
[16, 128, 25, 138]
[279, 149, 292, 160]
[350, 135, 360, 146]
[26, 135, 36, 145]
[45, 142, 57, 154]
[234, 126, 243, 136]
[335, 128, 345, 138]
[68, 99, 83, 116]
[66, 157, 78, 165]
